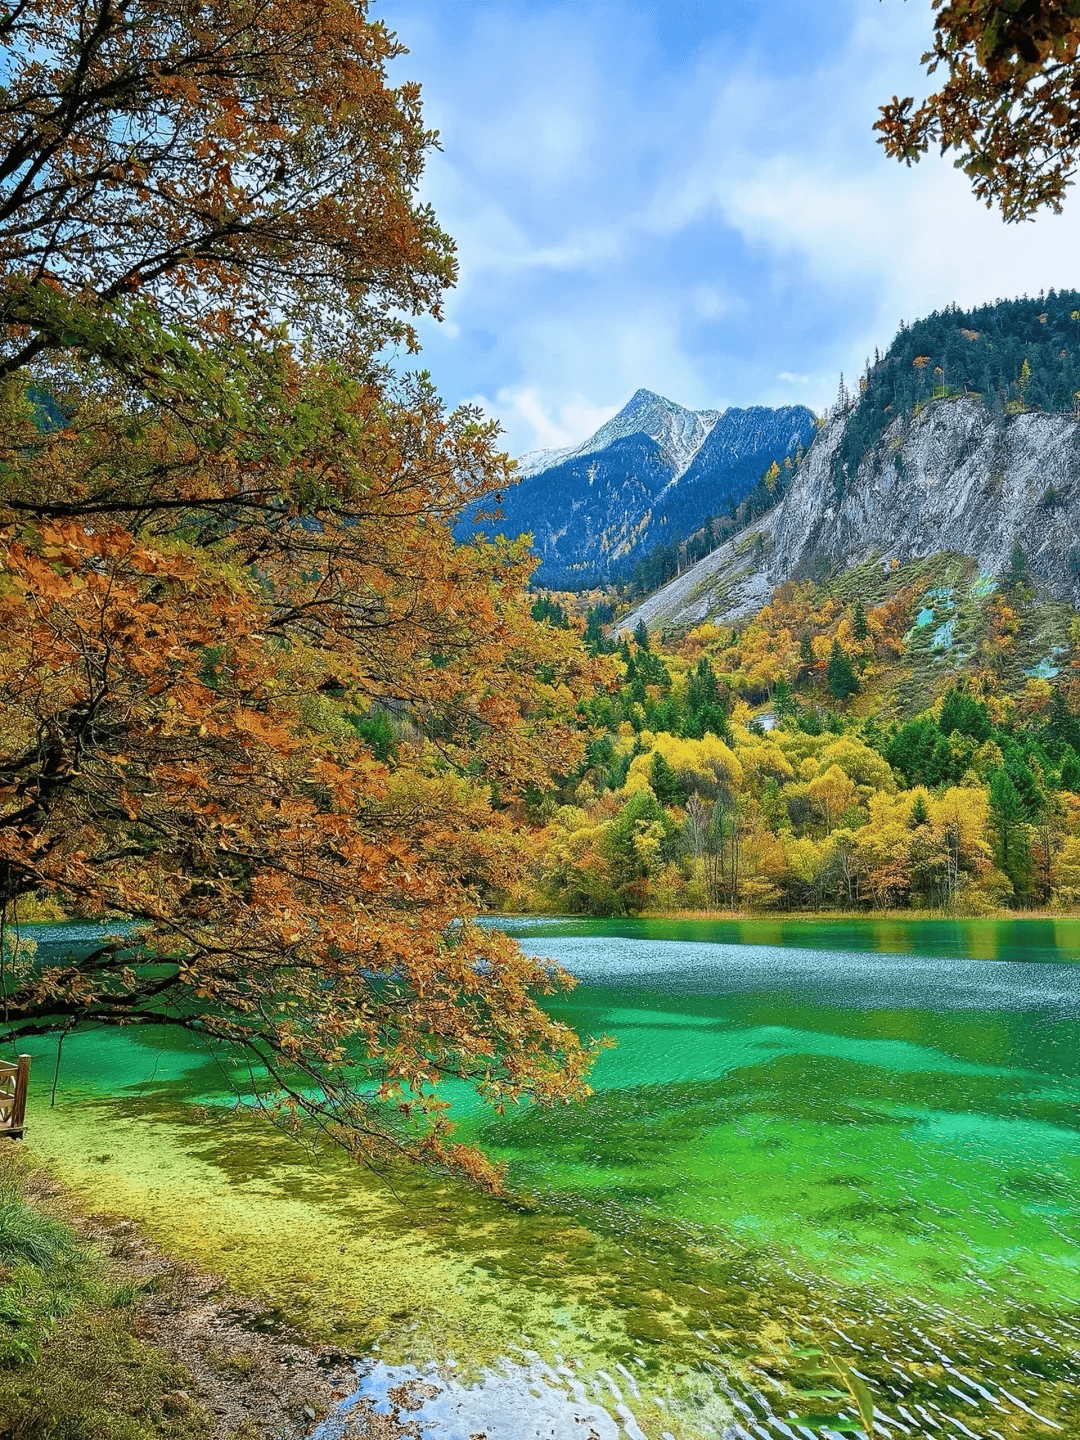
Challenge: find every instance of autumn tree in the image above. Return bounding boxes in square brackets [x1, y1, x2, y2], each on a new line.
[0, 0, 604, 1182]
[0, 0, 457, 377]
[877, 1, 1080, 220]
[808, 764, 858, 834]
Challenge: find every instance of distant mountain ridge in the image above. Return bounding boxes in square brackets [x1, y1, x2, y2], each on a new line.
[617, 293, 1080, 635]
[459, 389, 816, 587]
[515, 388, 720, 480]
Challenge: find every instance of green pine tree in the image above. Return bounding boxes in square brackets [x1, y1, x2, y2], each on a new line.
[1003, 542, 1029, 594]
[989, 769, 1031, 902]
[773, 676, 796, 718]
[826, 641, 860, 700]
[648, 751, 687, 806]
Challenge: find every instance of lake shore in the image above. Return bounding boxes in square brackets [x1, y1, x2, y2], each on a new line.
[6, 1132, 660, 1440]
[0, 1145, 361, 1440]
[494, 905, 1080, 922]
[11, 914, 1080, 1439]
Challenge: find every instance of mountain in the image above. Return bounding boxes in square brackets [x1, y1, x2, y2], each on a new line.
[460, 389, 817, 587]
[619, 294, 1080, 635]
[650, 404, 817, 541]
[619, 393, 1080, 635]
[516, 387, 719, 480]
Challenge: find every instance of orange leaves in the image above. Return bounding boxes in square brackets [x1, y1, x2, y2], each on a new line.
[0, 0, 605, 1168]
[0, 0, 457, 387]
[0, 365, 602, 1176]
[875, 1, 1080, 219]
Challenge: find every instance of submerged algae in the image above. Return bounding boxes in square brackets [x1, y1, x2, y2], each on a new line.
[29, 1099, 741, 1438]
[29, 1092, 1080, 1440]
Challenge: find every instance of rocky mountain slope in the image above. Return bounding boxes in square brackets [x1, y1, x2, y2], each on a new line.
[460, 389, 816, 586]
[618, 394, 1080, 636]
[515, 388, 719, 480]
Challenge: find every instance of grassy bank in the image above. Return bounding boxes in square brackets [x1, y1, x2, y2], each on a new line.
[0, 1145, 351, 1440]
[0, 1145, 210, 1440]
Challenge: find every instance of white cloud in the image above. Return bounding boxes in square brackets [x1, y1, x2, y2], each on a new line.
[385, 0, 1080, 456]
[637, 0, 1080, 406]
[477, 387, 620, 453]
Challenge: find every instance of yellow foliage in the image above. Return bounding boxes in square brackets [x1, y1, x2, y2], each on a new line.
[625, 730, 744, 794]
[819, 736, 896, 793]
[1052, 835, 1080, 907]
[683, 623, 724, 657]
[931, 786, 992, 861]
[735, 738, 795, 784]
[631, 820, 667, 873]
[808, 764, 859, 831]
[623, 767, 653, 798]
[1020, 678, 1052, 717]
[783, 835, 827, 884]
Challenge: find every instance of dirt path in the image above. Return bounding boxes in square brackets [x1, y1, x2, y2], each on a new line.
[73, 1206, 364, 1438]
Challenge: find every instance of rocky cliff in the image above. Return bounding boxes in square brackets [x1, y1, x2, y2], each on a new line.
[618, 395, 1080, 634]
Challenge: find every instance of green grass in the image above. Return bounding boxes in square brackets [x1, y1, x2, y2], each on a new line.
[0, 1311, 210, 1440]
[0, 1189, 79, 1273]
[0, 1150, 211, 1440]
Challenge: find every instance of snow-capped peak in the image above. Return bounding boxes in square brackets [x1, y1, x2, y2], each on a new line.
[515, 390, 721, 481]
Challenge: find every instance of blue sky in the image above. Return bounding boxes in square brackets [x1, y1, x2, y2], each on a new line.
[379, 0, 1080, 457]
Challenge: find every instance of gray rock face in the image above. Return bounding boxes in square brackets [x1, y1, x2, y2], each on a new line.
[619, 396, 1080, 634]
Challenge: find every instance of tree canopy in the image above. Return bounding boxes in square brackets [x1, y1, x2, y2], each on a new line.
[0, 0, 604, 1185]
[877, 1, 1080, 220]
[0, 0, 456, 380]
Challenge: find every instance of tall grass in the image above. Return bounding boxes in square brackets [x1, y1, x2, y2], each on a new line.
[0, 1155, 210, 1438]
[0, 1188, 79, 1271]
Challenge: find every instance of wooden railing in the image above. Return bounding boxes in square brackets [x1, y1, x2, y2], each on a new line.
[0, 1056, 31, 1139]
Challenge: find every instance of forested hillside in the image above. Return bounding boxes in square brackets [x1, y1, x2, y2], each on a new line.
[835, 290, 1080, 487]
[513, 555, 1080, 916]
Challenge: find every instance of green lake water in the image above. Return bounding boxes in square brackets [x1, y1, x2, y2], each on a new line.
[14, 915, 1080, 1437]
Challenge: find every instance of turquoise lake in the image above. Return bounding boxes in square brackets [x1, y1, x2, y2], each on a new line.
[16, 914, 1080, 1437]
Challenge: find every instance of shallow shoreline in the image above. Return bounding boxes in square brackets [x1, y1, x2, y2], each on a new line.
[4, 1152, 358, 1439]
[13, 1151, 657, 1440]
[492, 906, 1080, 922]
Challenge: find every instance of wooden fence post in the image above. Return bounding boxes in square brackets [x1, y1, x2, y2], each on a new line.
[0, 1054, 30, 1139]
[12, 1055, 30, 1139]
